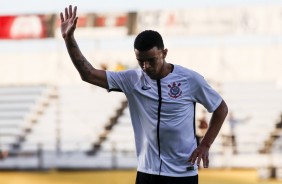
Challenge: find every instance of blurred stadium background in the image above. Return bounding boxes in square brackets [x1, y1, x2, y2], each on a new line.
[0, 0, 282, 183]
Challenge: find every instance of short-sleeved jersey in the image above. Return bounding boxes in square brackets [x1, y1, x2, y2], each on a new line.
[106, 64, 222, 177]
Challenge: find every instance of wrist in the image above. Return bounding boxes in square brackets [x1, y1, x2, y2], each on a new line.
[198, 140, 211, 149]
[63, 34, 74, 41]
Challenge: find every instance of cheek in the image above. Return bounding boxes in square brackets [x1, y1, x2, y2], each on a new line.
[152, 64, 159, 71]
[156, 61, 164, 70]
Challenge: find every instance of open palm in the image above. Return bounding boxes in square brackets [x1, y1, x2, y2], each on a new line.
[60, 5, 78, 39]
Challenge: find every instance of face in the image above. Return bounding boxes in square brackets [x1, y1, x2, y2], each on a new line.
[135, 47, 167, 80]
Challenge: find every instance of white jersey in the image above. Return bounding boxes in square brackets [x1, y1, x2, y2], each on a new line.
[106, 64, 222, 177]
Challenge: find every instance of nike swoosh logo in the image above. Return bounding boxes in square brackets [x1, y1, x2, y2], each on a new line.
[141, 86, 151, 90]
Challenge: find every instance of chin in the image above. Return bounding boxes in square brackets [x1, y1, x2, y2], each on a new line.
[145, 71, 158, 80]
[146, 72, 153, 77]
[148, 75, 158, 80]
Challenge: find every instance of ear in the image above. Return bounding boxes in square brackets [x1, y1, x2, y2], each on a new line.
[162, 48, 168, 59]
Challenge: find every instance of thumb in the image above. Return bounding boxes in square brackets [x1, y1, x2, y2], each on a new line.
[188, 150, 197, 164]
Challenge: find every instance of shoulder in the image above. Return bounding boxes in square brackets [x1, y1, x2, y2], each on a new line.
[106, 68, 143, 84]
[107, 68, 141, 77]
[173, 64, 204, 81]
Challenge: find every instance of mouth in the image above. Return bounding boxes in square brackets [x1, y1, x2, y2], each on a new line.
[147, 73, 158, 80]
[143, 68, 153, 74]
[145, 71, 154, 77]
[143, 69, 158, 79]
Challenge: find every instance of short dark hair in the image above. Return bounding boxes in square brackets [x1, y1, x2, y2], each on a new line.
[134, 30, 164, 51]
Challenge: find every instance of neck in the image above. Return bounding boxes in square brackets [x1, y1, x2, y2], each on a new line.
[159, 62, 171, 79]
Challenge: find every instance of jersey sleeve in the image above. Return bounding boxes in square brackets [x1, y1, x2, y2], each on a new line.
[189, 71, 222, 113]
[106, 69, 138, 94]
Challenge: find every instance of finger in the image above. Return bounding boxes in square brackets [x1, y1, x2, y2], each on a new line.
[203, 156, 209, 168]
[60, 12, 64, 23]
[196, 157, 202, 166]
[73, 6, 77, 18]
[189, 152, 197, 165]
[72, 17, 78, 28]
[69, 5, 72, 18]
[65, 7, 69, 19]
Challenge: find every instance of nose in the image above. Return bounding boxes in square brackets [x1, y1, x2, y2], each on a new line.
[142, 61, 150, 70]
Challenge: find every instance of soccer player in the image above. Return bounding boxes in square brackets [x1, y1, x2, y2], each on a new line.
[60, 5, 228, 184]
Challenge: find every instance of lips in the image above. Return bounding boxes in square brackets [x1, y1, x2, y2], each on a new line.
[145, 71, 154, 77]
[143, 69, 156, 79]
[144, 68, 153, 74]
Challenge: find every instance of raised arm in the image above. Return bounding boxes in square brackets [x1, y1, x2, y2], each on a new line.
[189, 99, 228, 168]
[60, 5, 108, 89]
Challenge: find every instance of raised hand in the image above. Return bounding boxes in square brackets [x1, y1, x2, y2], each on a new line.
[60, 5, 78, 39]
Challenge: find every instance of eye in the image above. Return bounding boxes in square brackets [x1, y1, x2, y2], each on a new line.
[137, 57, 158, 67]
[148, 58, 157, 63]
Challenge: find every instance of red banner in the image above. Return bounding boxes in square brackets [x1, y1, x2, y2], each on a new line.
[0, 15, 46, 39]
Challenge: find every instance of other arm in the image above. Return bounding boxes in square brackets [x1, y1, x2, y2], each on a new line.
[189, 99, 228, 168]
[60, 5, 108, 89]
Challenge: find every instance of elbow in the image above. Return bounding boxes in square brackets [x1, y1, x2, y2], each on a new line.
[81, 76, 93, 84]
[79, 72, 92, 83]
[215, 99, 228, 118]
[80, 75, 88, 82]
[80, 73, 99, 86]
[79, 68, 96, 83]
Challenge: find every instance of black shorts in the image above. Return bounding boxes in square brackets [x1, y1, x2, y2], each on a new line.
[135, 171, 198, 184]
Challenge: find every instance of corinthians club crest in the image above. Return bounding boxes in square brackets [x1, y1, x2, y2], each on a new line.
[168, 82, 182, 98]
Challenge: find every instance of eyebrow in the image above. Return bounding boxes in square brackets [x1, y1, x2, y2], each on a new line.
[137, 57, 158, 62]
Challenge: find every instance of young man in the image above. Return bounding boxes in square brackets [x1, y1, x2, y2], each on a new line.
[60, 5, 228, 184]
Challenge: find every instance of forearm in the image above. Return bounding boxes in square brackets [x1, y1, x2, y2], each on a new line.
[64, 35, 95, 81]
[200, 100, 228, 148]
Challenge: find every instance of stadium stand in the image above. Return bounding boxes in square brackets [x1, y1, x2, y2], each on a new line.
[207, 81, 282, 176]
[219, 81, 282, 155]
[259, 113, 282, 153]
[272, 136, 282, 153]
[20, 85, 126, 152]
[0, 85, 56, 152]
[0, 84, 127, 169]
[100, 107, 134, 152]
[97, 106, 137, 169]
